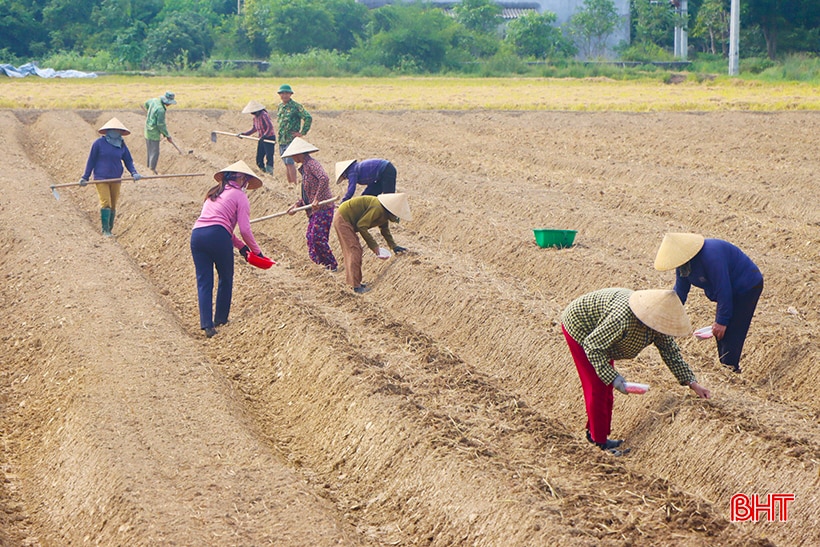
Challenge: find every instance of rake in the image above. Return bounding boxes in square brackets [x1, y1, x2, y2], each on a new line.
[210, 130, 277, 145]
[50, 173, 205, 200]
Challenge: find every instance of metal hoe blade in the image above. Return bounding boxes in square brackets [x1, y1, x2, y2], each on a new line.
[50, 186, 60, 200]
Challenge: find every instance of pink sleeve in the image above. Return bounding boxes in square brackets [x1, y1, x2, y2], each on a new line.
[235, 193, 261, 254]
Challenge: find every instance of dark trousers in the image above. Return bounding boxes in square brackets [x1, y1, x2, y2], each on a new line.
[362, 162, 397, 196]
[191, 225, 234, 330]
[256, 137, 276, 170]
[717, 281, 763, 369]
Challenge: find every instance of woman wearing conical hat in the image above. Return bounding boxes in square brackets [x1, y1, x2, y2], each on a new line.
[239, 100, 276, 174]
[283, 138, 338, 272]
[335, 158, 398, 203]
[332, 192, 411, 294]
[561, 288, 711, 455]
[79, 117, 142, 236]
[190, 161, 268, 338]
[655, 233, 763, 374]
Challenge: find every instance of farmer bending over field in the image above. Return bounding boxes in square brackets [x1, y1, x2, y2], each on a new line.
[142, 91, 176, 174]
[79, 117, 142, 237]
[276, 84, 312, 186]
[239, 100, 276, 174]
[654, 233, 763, 374]
[335, 158, 398, 202]
[332, 193, 410, 294]
[190, 161, 267, 338]
[283, 137, 338, 272]
[561, 288, 711, 456]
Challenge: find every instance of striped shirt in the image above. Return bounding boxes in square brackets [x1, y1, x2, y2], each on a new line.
[560, 288, 696, 386]
[241, 109, 275, 139]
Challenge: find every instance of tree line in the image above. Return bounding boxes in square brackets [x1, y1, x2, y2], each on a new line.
[1, 0, 817, 73]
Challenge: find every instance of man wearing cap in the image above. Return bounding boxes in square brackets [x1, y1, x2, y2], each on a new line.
[142, 91, 176, 174]
[276, 84, 312, 185]
[79, 117, 142, 236]
[332, 193, 411, 294]
[655, 233, 763, 374]
[283, 137, 338, 272]
[336, 158, 398, 202]
[561, 288, 711, 455]
[239, 100, 276, 174]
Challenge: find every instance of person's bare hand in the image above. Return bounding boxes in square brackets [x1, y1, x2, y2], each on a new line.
[711, 322, 727, 340]
[690, 381, 711, 399]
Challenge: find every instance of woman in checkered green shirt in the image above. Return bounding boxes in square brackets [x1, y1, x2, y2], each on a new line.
[561, 288, 711, 455]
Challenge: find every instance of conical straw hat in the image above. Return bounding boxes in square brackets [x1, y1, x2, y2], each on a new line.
[335, 160, 357, 184]
[654, 233, 705, 271]
[242, 100, 265, 114]
[214, 160, 263, 190]
[98, 117, 130, 136]
[377, 193, 412, 222]
[628, 289, 691, 337]
[280, 137, 319, 158]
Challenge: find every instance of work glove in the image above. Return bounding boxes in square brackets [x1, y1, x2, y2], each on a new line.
[78, 177, 88, 187]
[132, 172, 142, 181]
[393, 245, 407, 254]
[255, 251, 265, 259]
[612, 375, 628, 395]
[236, 133, 242, 138]
[239, 245, 250, 259]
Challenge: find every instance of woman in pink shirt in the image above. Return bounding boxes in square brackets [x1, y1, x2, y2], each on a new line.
[191, 160, 266, 338]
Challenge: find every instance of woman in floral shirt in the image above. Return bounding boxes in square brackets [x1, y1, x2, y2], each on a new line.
[284, 138, 337, 271]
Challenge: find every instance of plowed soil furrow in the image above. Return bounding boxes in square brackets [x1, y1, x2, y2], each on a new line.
[1, 108, 817, 547]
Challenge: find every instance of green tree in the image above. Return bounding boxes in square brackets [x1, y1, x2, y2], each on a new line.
[453, 0, 502, 34]
[569, 0, 621, 58]
[0, 0, 49, 57]
[630, 0, 677, 49]
[692, 0, 729, 54]
[354, 3, 462, 73]
[504, 11, 576, 59]
[143, 11, 214, 68]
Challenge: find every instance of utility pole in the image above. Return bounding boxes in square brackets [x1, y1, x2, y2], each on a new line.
[672, 1, 688, 60]
[728, 0, 740, 75]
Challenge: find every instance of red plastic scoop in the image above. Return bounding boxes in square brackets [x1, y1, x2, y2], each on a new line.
[246, 253, 275, 269]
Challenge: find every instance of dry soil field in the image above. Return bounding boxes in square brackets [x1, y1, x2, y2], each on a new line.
[1, 83, 819, 546]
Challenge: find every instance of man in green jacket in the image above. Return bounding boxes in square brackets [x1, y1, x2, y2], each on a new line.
[142, 91, 176, 174]
[276, 84, 312, 186]
[332, 194, 410, 293]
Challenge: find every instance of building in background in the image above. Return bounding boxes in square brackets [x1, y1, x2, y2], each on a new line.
[356, 1, 631, 59]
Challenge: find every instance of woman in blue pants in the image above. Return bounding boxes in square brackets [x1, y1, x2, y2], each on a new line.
[191, 161, 266, 338]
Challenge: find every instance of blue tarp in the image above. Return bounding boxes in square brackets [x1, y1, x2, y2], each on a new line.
[0, 62, 97, 78]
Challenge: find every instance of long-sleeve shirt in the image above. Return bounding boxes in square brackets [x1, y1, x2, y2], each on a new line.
[295, 155, 333, 214]
[241, 110, 276, 139]
[143, 97, 170, 140]
[192, 185, 261, 255]
[341, 159, 390, 201]
[276, 99, 311, 147]
[561, 288, 696, 386]
[82, 137, 137, 181]
[337, 196, 398, 252]
[674, 239, 763, 325]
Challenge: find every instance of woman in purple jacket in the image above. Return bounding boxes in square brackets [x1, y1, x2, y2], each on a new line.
[191, 161, 266, 338]
[79, 118, 141, 236]
[335, 158, 397, 202]
[655, 233, 764, 373]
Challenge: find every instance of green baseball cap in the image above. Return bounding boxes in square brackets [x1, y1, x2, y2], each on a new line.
[277, 84, 293, 94]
